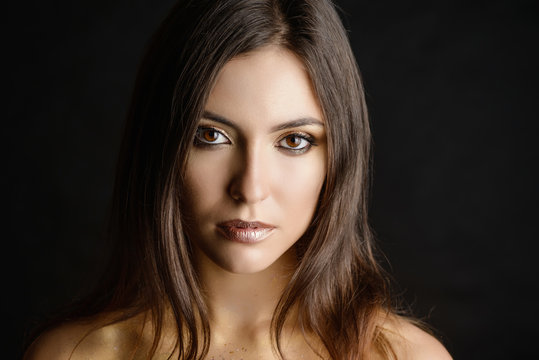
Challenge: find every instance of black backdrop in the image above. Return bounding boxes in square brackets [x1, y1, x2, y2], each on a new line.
[7, 0, 538, 358]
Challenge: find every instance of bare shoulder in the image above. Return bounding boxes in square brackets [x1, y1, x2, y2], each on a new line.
[23, 313, 151, 360]
[23, 320, 91, 360]
[379, 314, 453, 360]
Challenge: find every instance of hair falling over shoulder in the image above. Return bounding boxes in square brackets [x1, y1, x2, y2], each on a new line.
[27, 1, 400, 359]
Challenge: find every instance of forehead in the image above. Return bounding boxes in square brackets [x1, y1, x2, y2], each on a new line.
[205, 46, 324, 128]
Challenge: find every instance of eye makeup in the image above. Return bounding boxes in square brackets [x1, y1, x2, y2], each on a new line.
[276, 131, 317, 155]
[193, 122, 322, 156]
[193, 126, 232, 147]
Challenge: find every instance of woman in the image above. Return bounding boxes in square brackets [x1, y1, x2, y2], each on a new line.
[25, 0, 452, 359]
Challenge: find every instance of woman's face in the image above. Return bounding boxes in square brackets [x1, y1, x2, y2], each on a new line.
[183, 46, 327, 274]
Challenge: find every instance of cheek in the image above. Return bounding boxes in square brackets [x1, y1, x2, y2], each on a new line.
[183, 152, 230, 220]
[272, 153, 326, 222]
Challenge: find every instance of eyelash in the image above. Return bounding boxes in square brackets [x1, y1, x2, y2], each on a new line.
[276, 132, 316, 154]
[193, 126, 317, 155]
[193, 126, 231, 147]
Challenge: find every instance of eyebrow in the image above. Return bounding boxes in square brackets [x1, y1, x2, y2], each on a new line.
[202, 111, 324, 132]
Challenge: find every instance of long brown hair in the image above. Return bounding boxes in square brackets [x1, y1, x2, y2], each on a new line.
[42, 0, 395, 358]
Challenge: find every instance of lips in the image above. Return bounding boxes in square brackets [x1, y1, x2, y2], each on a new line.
[216, 219, 276, 244]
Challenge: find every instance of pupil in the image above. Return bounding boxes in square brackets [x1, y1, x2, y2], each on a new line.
[287, 136, 300, 147]
[205, 130, 216, 141]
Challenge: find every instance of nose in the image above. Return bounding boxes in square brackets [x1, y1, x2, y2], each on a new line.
[228, 146, 270, 204]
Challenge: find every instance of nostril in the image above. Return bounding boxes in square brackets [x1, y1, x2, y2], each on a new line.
[228, 169, 270, 204]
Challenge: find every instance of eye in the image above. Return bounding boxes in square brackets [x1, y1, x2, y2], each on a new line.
[194, 127, 230, 146]
[277, 133, 315, 154]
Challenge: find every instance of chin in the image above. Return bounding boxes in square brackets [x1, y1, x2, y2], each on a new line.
[191, 230, 299, 276]
[212, 252, 279, 275]
[223, 264, 270, 275]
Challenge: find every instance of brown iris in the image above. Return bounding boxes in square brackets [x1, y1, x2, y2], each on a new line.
[285, 135, 302, 148]
[203, 129, 219, 142]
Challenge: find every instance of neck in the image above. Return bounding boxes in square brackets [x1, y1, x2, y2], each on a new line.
[194, 247, 297, 339]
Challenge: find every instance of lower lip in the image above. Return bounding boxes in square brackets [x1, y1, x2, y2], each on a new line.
[217, 226, 274, 244]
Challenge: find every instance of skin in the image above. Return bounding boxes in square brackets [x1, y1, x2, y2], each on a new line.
[24, 46, 453, 360]
[181, 45, 328, 358]
[182, 45, 327, 276]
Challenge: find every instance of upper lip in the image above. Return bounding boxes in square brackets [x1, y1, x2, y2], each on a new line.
[217, 219, 276, 229]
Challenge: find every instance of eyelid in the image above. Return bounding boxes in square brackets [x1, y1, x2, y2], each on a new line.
[194, 124, 318, 154]
[278, 130, 316, 143]
[276, 131, 317, 154]
[194, 126, 232, 145]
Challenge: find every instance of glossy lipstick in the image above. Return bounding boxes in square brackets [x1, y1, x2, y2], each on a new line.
[217, 219, 275, 244]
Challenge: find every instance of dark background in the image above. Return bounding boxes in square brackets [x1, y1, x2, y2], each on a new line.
[7, 0, 538, 358]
